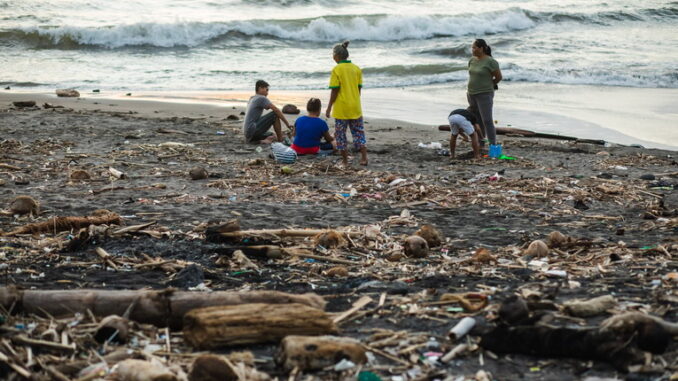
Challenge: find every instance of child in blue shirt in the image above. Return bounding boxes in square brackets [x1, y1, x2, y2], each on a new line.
[291, 98, 335, 155]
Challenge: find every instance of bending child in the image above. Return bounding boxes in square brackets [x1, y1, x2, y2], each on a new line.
[291, 98, 335, 155]
[448, 108, 482, 159]
[325, 41, 367, 166]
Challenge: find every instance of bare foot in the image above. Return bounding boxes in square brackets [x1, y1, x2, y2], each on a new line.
[259, 135, 275, 144]
[359, 159, 368, 166]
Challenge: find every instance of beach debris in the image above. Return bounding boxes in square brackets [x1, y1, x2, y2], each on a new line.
[188, 354, 237, 381]
[277, 335, 367, 371]
[94, 315, 131, 344]
[69, 169, 91, 180]
[403, 235, 428, 258]
[314, 230, 345, 248]
[282, 104, 300, 114]
[108, 166, 128, 179]
[12, 100, 36, 108]
[189, 166, 209, 180]
[167, 263, 205, 288]
[111, 359, 177, 381]
[183, 303, 337, 349]
[324, 265, 349, 277]
[2, 212, 121, 236]
[417, 142, 442, 149]
[43, 102, 64, 109]
[414, 224, 444, 247]
[271, 142, 297, 164]
[56, 88, 80, 97]
[498, 295, 530, 325]
[472, 247, 496, 264]
[524, 239, 549, 257]
[1, 104, 677, 380]
[439, 292, 488, 312]
[562, 295, 617, 317]
[546, 230, 570, 248]
[2, 195, 39, 216]
[226, 114, 240, 120]
[231, 250, 259, 271]
[449, 317, 476, 340]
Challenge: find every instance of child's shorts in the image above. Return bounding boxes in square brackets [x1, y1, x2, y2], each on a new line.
[334, 117, 366, 150]
[448, 114, 475, 136]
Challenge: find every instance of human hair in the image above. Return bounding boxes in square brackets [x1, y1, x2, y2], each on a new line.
[473, 39, 492, 56]
[306, 97, 321, 113]
[255, 80, 269, 92]
[333, 41, 350, 60]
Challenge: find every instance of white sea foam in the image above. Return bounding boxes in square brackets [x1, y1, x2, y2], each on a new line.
[16, 9, 536, 48]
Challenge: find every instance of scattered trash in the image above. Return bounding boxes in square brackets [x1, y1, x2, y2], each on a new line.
[418, 142, 443, 149]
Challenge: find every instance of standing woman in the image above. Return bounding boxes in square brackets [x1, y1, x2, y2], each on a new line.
[325, 41, 368, 166]
[467, 39, 502, 146]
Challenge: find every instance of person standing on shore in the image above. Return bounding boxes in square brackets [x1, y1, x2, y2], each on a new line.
[467, 39, 502, 147]
[325, 41, 368, 166]
[243, 80, 293, 144]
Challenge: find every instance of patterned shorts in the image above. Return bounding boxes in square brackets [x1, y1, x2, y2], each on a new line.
[334, 117, 366, 150]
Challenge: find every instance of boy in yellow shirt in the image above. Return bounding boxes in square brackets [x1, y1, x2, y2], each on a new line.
[325, 41, 368, 166]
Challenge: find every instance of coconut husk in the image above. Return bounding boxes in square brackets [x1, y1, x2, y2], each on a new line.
[404, 235, 428, 258]
[524, 240, 549, 257]
[415, 224, 444, 247]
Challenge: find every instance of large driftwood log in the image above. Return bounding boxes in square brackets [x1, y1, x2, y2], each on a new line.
[183, 303, 338, 349]
[0, 287, 326, 329]
[169, 291, 326, 328]
[276, 335, 366, 371]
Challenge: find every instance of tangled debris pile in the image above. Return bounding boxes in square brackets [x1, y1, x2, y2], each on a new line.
[0, 105, 676, 380]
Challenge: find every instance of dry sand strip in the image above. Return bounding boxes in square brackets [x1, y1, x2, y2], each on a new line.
[0, 94, 676, 380]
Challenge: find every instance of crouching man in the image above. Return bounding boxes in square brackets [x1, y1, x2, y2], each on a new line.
[243, 80, 293, 144]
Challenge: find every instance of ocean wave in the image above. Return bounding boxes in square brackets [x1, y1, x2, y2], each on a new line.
[0, 81, 50, 87]
[1, 9, 536, 49]
[363, 64, 466, 76]
[3, 5, 675, 49]
[504, 67, 678, 89]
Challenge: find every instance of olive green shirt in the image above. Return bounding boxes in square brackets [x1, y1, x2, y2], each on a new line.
[467, 56, 500, 95]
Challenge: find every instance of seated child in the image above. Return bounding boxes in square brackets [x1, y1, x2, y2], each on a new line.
[448, 108, 482, 159]
[291, 98, 335, 155]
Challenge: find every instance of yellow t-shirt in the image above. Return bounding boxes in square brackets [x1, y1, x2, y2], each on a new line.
[329, 60, 363, 120]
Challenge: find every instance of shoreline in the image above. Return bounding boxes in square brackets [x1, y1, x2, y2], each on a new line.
[1, 85, 677, 151]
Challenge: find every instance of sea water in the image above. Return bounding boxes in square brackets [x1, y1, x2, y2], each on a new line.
[1, 0, 677, 146]
[2, 0, 676, 91]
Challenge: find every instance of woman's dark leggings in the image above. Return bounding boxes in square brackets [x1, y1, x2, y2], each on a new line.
[467, 91, 496, 145]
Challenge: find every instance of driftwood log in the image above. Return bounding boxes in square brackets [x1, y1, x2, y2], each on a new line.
[479, 323, 665, 371]
[438, 125, 607, 145]
[2, 213, 122, 236]
[276, 335, 366, 371]
[183, 303, 338, 349]
[0, 287, 326, 329]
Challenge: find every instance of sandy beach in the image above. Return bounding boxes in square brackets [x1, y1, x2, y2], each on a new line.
[0, 92, 676, 379]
